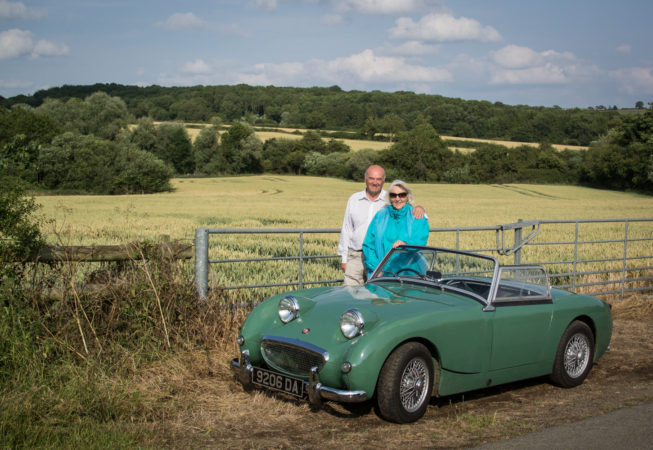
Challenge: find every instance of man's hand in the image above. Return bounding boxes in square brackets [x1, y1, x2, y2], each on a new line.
[341, 263, 347, 272]
[413, 205, 425, 219]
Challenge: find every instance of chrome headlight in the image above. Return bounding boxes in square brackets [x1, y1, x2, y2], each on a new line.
[278, 295, 300, 323]
[340, 308, 364, 339]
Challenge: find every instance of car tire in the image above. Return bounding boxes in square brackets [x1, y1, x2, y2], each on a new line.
[550, 320, 595, 388]
[376, 342, 433, 423]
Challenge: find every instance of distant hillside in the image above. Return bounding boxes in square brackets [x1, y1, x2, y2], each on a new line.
[3, 83, 624, 146]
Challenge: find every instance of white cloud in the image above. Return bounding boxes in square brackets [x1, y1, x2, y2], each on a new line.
[165, 49, 452, 90]
[491, 45, 543, 69]
[389, 13, 502, 43]
[609, 67, 653, 95]
[616, 44, 631, 54]
[181, 59, 212, 74]
[487, 45, 580, 85]
[32, 39, 68, 57]
[0, 0, 46, 20]
[0, 28, 67, 59]
[332, 0, 428, 14]
[321, 49, 452, 83]
[384, 40, 440, 55]
[0, 28, 32, 58]
[157, 12, 205, 31]
[491, 64, 567, 85]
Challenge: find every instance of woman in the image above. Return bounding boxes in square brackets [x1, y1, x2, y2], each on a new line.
[362, 180, 429, 278]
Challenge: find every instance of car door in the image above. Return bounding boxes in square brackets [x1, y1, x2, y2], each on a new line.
[488, 266, 553, 370]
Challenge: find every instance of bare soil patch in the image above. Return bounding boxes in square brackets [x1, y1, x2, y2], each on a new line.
[139, 297, 653, 448]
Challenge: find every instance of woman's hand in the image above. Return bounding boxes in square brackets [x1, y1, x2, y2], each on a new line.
[392, 240, 406, 248]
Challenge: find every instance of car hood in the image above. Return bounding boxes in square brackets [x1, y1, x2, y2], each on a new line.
[240, 280, 486, 381]
[276, 281, 481, 332]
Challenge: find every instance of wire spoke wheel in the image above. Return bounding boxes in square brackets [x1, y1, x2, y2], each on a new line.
[563, 333, 591, 378]
[400, 358, 429, 413]
[550, 320, 595, 388]
[376, 342, 434, 423]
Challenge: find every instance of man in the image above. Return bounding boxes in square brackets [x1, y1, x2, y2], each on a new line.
[338, 165, 425, 286]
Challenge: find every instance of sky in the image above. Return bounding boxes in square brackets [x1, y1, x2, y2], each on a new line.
[1, 0, 652, 108]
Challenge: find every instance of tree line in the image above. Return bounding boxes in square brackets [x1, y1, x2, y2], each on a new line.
[1, 87, 651, 195]
[2, 83, 629, 146]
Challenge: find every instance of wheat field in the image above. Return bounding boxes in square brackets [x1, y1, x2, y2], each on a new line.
[34, 176, 652, 245]
[33, 176, 651, 300]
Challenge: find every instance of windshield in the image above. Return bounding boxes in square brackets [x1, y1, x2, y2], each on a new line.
[369, 246, 498, 301]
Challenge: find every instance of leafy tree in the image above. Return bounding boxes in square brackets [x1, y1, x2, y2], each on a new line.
[0, 105, 61, 147]
[153, 123, 194, 174]
[128, 117, 157, 152]
[111, 146, 173, 194]
[363, 116, 379, 139]
[581, 108, 653, 192]
[262, 138, 299, 173]
[468, 144, 515, 183]
[303, 151, 350, 178]
[346, 149, 382, 181]
[170, 98, 211, 121]
[442, 165, 471, 184]
[297, 131, 327, 154]
[0, 183, 42, 279]
[37, 92, 130, 140]
[37, 132, 116, 192]
[381, 123, 452, 181]
[325, 138, 350, 154]
[380, 113, 406, 138]
[37, 132, 173, 194]
[83, 92, 131, 139]
[0, 135, 41, 185]
[192, 125, 221, 175]
[218, 122, 262, 174]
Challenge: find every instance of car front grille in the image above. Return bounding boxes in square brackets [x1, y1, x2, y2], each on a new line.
[260, 336, 328, 377]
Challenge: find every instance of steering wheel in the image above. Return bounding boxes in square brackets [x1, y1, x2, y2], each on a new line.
[443, 279, 473, 291]
[380, 270, 398, 277]
[396, 268, 425, 279]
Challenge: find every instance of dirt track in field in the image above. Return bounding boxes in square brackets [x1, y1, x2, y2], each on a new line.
[144, 297, 653, 448]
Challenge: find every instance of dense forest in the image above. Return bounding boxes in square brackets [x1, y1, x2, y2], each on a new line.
[2, 83, 627, 146]
[0, 84, 651, 194]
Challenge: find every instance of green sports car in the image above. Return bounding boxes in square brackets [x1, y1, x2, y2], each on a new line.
[230, 246, 612, 423]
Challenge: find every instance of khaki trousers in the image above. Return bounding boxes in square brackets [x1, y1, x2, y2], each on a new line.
[343, 249, 365, 286]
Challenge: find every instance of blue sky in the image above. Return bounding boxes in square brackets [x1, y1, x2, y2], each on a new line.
[1, 0, 652, 108]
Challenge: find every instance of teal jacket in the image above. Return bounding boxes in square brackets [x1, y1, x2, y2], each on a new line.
[362, 204, 429, 277]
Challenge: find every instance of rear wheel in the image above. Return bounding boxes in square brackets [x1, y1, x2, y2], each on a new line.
[550, 320, 595, 387]
[376, 342, 433, 423]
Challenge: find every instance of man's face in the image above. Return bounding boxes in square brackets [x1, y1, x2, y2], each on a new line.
[365, 167, 385, 197]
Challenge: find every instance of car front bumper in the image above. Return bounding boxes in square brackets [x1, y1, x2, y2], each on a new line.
[230, 350, 368, 405]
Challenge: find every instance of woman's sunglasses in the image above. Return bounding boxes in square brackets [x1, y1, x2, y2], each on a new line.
[389, 192, 408, 199]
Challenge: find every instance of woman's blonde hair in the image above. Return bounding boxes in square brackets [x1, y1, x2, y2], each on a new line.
[386, 179, 415, 205]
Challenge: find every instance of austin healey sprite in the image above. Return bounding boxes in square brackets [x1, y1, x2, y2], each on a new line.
[231, 246, 612, 423]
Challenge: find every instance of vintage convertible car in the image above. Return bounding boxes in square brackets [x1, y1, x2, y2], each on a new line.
[230, 246, 612, 423]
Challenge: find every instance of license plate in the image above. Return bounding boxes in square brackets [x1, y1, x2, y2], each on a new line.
[252, 367, 305, 398]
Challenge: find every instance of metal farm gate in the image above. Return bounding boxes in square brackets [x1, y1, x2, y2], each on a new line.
[194, 218, 653, 301]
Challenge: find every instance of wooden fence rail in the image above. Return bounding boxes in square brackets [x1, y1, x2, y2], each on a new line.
[33, 238, 193, 263]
